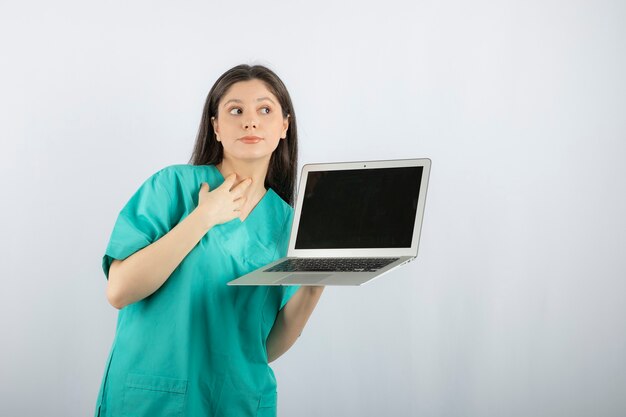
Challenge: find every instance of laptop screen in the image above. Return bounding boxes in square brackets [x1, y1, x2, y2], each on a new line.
[294, 166, 423, 249]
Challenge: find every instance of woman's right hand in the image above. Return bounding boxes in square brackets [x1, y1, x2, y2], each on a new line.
[195, 173, 252, 228]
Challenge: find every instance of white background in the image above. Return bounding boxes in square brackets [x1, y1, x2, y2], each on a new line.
[1, 0, 625, 416]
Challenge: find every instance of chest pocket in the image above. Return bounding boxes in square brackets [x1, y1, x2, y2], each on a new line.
[212, 222, 277, 276]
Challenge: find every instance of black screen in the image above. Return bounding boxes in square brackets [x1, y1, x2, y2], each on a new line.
[294, 166, 423, 249]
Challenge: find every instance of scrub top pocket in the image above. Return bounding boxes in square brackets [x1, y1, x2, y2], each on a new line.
[212, 372, 262, 417]
[256, 392, 278, 417]
[122, 373, 187, 417]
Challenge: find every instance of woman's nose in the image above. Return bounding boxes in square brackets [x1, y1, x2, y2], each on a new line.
[243, 119, 258, 129]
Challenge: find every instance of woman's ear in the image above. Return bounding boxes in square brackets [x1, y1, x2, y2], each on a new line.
[281, 114, 289, 139]
[211, 116, 220, 141]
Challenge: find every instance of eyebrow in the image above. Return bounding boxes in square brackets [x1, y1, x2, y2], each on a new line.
[222, 97, 276, 107]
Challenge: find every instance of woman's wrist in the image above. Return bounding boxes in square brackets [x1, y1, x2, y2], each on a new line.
[190, 207, 217, 233]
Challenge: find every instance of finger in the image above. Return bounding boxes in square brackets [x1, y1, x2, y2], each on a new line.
[200, 182, 210, 192]
[236, 196, 247, 206]
[233, 196, 246, 211]
[231, 177, 253, 196]
[221, 173, 239, 191]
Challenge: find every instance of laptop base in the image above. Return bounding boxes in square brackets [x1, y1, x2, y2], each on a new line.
[227, 256, 413, 286]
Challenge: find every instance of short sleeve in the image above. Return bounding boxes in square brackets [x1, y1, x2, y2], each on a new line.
[102, 170, 174, 279]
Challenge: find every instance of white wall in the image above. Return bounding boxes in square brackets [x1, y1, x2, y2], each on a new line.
[1, 0, 625, 416]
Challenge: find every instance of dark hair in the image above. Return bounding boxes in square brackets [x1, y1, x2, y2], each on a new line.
[188, 64, 299, 206]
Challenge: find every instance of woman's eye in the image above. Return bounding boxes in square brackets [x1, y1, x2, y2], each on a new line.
[228, 106, 271, 115]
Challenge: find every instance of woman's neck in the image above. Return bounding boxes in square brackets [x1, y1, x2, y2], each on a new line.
[216, 157, 268, 194]
[216, 158, 269, 221]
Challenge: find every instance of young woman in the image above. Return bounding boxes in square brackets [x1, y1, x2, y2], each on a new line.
[95, 64, 324, 417]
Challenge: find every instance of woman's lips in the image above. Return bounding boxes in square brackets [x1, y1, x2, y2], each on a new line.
[239, 136, 262, 144]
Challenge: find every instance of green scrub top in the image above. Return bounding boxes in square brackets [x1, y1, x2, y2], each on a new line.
[95, 164, 300, 417]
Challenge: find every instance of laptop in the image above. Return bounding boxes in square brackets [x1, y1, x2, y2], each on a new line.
[227, 158, 431, 286]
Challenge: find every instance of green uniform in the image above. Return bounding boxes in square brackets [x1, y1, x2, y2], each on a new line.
[95, 164, 299, 417]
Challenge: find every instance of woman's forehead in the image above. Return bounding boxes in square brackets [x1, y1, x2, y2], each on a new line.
[220, 79, 277, 105]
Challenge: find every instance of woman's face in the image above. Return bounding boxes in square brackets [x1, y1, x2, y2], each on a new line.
[211, 79, 289, 164]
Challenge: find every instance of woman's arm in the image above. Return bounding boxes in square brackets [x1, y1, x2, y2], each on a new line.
[107, 208, 214, 309]
[266, 286, 324, 363]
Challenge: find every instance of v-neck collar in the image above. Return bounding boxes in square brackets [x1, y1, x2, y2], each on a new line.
[210, 164, 275, 225]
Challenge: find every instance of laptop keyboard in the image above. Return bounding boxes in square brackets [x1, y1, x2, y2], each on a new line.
[264, 257, 399, 273]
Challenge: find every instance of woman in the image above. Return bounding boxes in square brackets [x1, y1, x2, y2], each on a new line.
[95, 64, 324, 417]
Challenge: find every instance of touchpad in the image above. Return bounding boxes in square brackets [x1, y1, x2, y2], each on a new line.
[277, 274, 332, 285]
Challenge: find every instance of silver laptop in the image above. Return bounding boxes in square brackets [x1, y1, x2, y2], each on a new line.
[227, 158, 431, 286]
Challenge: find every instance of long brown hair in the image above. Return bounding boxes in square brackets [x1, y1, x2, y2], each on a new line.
[188, 64, 299, 206]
